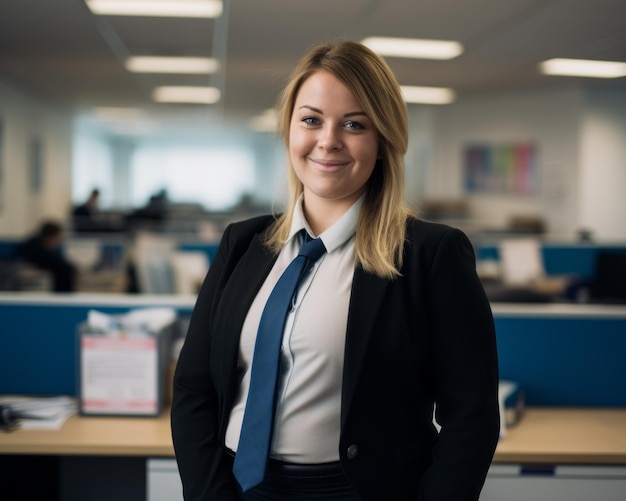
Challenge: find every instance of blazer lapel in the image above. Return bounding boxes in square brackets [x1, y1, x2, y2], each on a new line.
[341, 266, 389, 429]
[219, 233, 277, 410]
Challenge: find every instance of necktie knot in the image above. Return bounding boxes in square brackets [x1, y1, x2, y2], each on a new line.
[298, 235, 326, 262]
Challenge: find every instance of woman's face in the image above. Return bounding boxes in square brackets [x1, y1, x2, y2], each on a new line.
[289, 70, 379, 212]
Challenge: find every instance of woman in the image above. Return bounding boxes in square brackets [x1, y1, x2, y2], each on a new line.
[172, 40, 500, 500]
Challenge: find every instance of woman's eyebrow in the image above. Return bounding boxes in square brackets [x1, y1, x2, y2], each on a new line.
[297, 105, 368, 118]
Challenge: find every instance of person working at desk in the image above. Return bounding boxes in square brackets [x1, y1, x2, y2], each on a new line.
[171, 40, 500, 501]
[72, 188, 101, 233]
[72, 188, 122, 233]
[15, 220, 77, 292]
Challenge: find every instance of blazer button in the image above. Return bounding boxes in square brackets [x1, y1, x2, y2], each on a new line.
[346, 444, 358, 460]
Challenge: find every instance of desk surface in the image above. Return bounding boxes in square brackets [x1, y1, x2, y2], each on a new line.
[1, 408, 626, 464]
[493, 408, 626, 464]
[2, 292, 626, 318]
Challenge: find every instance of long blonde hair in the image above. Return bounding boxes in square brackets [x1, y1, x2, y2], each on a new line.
[265, 40, 415, 279]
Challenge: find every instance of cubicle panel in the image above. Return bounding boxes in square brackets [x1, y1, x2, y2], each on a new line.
[176, 243, 219, 265]
[2, 296, 625, 407]
[0, 240, 18, 260]
[0, 299, 193, 396]
[494, 315, 626, 406]
[1, 303, 133, 395]
[541, 246, 603, 279]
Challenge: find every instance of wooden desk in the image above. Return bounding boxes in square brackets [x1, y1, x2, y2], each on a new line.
[2, 407, 626, 464]
[0, 412, 174, 456]
[494, 407, 626, 464]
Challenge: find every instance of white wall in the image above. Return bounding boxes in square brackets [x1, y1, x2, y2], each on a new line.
[0, 79, 73, 238]
[579, 89, 626, 240]
[428, 86, 584, 235]
[405, 106, 436, 207]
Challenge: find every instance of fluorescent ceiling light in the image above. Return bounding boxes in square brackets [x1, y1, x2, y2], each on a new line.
[362, 36, 463, 60]
[92, 107, 145, 120]
[400, 86, 456, 105]
[85, 0, 222, 18]
[249, 109, 278, 132]
[152, 86, 221, 104]
[126, 56, 219, 74]
[539, 58, 626, 78]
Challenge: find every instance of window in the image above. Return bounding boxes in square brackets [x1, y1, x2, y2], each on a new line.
[131, 146, 256, 211]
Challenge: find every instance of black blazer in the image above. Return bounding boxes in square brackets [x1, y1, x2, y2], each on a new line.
[171, 215, 500, 501]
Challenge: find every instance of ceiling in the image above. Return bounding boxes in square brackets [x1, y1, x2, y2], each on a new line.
[1, 0, 625, 135]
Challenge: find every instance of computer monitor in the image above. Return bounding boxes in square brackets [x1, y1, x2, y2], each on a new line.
[589, 251, 626, 303]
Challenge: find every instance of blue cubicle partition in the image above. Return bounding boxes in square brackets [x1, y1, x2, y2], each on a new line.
[1, 297, 625, 407]
[0, 241, 17, 260]
[177, 243, 219, 265]
[493, 311, 626, 406]
[0, 298, 193, 396]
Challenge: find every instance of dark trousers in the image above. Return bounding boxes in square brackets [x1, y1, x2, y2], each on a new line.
[226, 451, 361, 500]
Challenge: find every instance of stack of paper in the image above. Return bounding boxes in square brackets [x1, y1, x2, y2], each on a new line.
[0, 395, 77, 430]
[86, 307, 177, 336]
[498, 380, 525, 438]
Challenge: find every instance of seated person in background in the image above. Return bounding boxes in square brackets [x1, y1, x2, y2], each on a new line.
[125, 189, 169, 232]
[72, 188, 122, 233]
[72, 188, 101, 233]
[15, 221, 77, 292]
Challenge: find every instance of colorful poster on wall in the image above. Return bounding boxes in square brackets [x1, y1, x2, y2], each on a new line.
[463, 143, 537, 195]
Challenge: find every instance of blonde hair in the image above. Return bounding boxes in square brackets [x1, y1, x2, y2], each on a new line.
[266, 40, 415, 279]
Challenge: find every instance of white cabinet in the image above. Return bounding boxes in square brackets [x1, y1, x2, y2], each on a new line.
[481, 464, 626, 501]
[145, 458, 626, 501]
[147, 459, 184, 501]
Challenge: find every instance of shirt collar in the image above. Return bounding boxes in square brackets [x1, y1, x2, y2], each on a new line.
[288, 194, 363, 254]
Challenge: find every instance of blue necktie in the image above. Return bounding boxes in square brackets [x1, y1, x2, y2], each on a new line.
[233, 233, 326, 492]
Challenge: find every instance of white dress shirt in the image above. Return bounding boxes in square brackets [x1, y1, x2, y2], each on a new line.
[225, 195, 362, 463]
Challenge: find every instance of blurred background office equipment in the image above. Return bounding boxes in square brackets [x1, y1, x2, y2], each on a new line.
[588, 251, 626, 304]
[479, 237, 571, 303]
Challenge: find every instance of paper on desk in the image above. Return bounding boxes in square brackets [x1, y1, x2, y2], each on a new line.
[0, 395, 77, 430]
[498, 380, 525, 439]
[87, 307, 176, 335]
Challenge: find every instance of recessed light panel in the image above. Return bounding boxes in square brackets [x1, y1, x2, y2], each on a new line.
[539, 58, 626, 78]
[126, 56, 219, 74]
[152, 86, 221, 104]
[86, 0, 223, 18]
[400, 86, 456, 105]
[362, 36, 463, 60]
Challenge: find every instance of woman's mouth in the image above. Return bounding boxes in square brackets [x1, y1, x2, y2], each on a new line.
[309, 158, 350, 171]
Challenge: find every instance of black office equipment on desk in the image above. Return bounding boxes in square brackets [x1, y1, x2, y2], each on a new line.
[589, 251, 626, 304]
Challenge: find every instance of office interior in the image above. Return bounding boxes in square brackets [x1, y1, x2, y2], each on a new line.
[1, 1, 625, 500]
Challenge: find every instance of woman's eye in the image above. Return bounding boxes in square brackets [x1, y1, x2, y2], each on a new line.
[302, 117, 320, 126]
[345, 121, 364, 130]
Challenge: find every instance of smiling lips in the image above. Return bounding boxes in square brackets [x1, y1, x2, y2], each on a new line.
[309, 158, 351, 170]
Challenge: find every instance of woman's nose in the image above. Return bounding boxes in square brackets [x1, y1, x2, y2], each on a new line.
[318, 127, 342, 151]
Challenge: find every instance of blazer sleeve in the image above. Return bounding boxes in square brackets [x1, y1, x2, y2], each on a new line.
[171, 224, 239, 501]
[419, 227, 500, 501]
